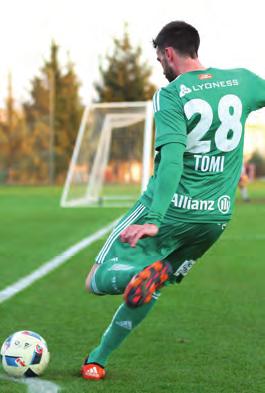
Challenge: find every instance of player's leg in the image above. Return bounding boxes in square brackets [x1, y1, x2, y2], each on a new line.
[82, 202, 165, 379]
[83, 259, 169, 379]
[82, 260, 167, 378]
[123, 260, 172, 307]
[85, 201, 172, 296]
[239, 176, 250, 202]
[83, 259, 171, 379]
[86, 260, 137, 295]
[84, 201, 147, 295]
[166, 222, 227, 283]
[85, 264, 104, 294]
[123, 221, 227, 308]
[240, 185, 250, 202]
[81, 293, 160, 379]
[115, 223, 227, 377]
[83, 217, 226, 379]
[81, 219, 187, 379]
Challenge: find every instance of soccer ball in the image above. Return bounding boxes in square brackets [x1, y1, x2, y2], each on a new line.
[0, 330, 50, 377]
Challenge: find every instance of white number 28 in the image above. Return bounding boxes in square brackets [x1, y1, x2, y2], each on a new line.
[184, 94, 243, 153]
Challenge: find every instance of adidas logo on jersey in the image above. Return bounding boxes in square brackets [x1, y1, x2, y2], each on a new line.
[179, 84, 192, 98]
[116, 320, 132, 330]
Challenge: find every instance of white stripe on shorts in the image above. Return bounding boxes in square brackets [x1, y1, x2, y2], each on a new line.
[96, 203, 144, 263]
[96, 203, 146, 264]
[96, 204, 145, 264]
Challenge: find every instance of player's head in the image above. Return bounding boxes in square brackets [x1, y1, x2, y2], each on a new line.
[153, 21, 200, 81]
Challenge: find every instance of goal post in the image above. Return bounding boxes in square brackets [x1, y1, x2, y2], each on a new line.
[60, 101, 154, 207]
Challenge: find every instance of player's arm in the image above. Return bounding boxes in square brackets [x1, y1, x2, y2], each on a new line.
[147, 87, 186, 228]
[120, 87, 186, 247]
[144, 141, 185, 226]
[120, 142, 185, 247]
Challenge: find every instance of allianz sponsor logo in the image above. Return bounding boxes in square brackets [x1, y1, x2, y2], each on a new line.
[179, 79, 239, 98]
[217, 195, 230, 214]
[171, 193, 231, 214]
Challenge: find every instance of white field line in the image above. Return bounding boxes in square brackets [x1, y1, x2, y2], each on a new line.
[0, 219, 119, 304]
[0, 373, 60, 393]
[0, 218, 263, 305]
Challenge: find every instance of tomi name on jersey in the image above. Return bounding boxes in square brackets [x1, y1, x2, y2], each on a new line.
[194, 154, 225, 172]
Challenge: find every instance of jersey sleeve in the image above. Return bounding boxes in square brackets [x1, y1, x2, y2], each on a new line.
[246, 70, 265, 110]
[144, 142, 185, 227]
[153, 87, 187, 149]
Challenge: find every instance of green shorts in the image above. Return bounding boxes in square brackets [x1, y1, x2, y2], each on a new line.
[95, 201, 227, 284]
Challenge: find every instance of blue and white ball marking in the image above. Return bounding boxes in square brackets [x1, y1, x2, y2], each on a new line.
[0, 331, 50, 377]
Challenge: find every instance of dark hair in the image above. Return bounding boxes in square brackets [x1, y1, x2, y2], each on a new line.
[153, 21, 200, 59]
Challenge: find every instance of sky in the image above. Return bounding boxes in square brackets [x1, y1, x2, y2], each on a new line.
[1, 0, 265, 107]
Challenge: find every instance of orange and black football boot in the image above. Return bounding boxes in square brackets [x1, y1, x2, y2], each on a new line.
[81, 357, 106, 380]
[124, 260, 172, 308]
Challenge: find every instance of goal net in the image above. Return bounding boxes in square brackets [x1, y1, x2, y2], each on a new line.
[60, 101, 153, 207]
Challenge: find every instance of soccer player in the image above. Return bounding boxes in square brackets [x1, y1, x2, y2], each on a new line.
[81, 21, 265, 380]
[238, 163, 251, 202]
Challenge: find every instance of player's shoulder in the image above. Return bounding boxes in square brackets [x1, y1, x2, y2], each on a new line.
[213, 67, 254, 78]
[211, 67, 264, 85]
[211, 66, 249, 73]
[152, 67, 260, 112]
[152, 79, 183, 112]
[205, 66, 258, 81]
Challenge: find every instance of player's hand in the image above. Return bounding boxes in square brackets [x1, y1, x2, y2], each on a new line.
[120, 224, 159, 248]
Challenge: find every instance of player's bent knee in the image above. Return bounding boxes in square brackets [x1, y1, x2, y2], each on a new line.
[85, 264, 102, 294]
[85, 275, 93, 293]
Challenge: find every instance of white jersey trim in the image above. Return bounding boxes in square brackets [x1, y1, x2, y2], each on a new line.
[153, 89, 161, 113]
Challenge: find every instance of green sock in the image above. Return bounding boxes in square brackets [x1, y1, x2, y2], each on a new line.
[87, 295, 159, 366]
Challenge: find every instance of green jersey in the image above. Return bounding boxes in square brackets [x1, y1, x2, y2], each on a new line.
[141, 67, 265, 223]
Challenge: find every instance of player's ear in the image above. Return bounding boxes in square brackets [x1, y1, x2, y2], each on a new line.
[164, 47, 175, 62]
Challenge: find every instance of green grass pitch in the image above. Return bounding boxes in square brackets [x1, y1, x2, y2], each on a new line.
[1, 183, 265, 393]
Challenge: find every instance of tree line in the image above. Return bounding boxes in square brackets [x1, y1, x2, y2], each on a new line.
[1, 28, 156, 184]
